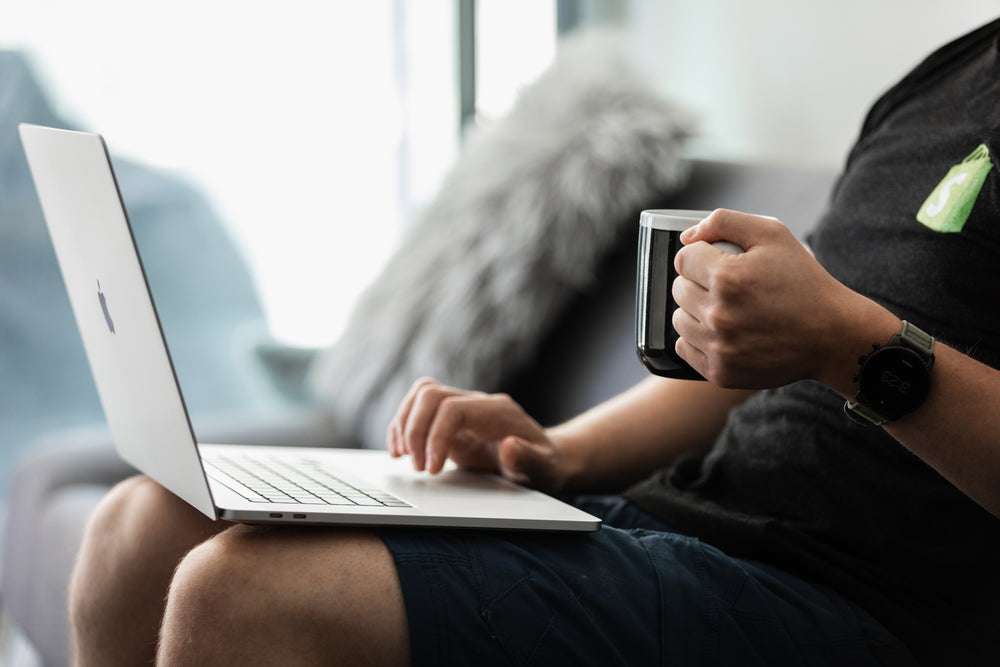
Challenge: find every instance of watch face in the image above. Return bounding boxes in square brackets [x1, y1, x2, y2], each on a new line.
[858, 346, 932, 419]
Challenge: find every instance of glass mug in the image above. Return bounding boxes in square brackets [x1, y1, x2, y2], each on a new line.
[635, 209, 743, 380]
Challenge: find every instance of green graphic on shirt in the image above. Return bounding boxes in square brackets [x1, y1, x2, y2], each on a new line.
[917, 143, 993, 233]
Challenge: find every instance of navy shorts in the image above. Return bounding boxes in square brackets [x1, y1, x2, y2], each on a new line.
[377, 497, 916, 666]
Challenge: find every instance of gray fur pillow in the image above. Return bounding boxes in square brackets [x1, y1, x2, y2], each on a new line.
[307, 30, 694, 448]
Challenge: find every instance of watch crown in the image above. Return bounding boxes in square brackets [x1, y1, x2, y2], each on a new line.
[857, 356, 866, 365]
[852, 374, 860, 383]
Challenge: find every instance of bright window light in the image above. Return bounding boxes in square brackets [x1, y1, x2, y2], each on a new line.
[476, 0, 557, 123]
[1, 1, 456, 348]
[2, 1, 557, 349]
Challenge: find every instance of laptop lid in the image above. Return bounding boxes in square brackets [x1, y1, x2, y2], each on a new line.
[19, 123, 217, 519]
[20, 123, 601, 532]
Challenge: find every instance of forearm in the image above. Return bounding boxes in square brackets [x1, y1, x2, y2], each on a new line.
[547, 376, 756, 494]
[886, 345, 1000, 518]
[818, 308, 1000, 519]
[673, 209, 1000, 519]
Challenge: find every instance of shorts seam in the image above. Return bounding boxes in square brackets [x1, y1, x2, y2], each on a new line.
[635, 535, 666, 667]
[392, 553, 468, 568]
[690, 540, 721, 667]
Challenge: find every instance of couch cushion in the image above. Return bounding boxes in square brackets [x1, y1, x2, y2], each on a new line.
[307, 31, 694, 448]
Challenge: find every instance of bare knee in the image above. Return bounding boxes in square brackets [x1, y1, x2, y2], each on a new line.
[71, 474, 216, 597]
[156, 528, 252, 661]
[69, 475, 224, 666]
[80, 475, 168, 545]
[159, 527, 409, 666]
[70, 476, 168, 615]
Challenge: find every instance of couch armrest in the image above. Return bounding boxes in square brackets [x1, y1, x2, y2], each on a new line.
[1, 429, 132, 667]
[0, 409, 340, 667]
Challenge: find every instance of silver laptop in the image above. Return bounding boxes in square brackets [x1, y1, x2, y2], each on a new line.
[20, 123, 600, 532]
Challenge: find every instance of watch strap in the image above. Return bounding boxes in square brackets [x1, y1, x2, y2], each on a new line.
[844, 398, 888, 426]
[894, 320, 935, 358]
[844, 320, 935, 427]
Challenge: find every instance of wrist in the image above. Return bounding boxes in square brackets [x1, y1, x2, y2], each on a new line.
[815, 294, 903, 401]
[844, 320, 936, 426]
[543, 425, 587, 493]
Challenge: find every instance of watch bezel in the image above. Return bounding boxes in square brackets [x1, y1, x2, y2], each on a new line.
[855, 344, 932, 421]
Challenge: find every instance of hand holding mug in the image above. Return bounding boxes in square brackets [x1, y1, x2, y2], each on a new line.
[636, 209, 744, 380]
[670, 209, 862, 388]
[637, 208, 861, 389]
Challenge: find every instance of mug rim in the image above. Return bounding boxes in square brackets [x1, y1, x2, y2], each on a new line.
[639, 209, 713, 231]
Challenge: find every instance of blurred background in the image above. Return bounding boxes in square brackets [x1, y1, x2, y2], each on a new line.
[1, 0, 997, 498]
[3, 0, 995, 350]
[2, 2, 999, 663]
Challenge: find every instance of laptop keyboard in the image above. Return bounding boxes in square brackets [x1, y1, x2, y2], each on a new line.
[203, 453, 411, 508]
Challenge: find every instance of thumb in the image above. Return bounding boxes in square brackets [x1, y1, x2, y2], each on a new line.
[681, 209, 773, 251]
[497, 436, 556, 490]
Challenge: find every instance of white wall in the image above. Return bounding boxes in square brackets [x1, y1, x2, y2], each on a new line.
[626, 1, 1000, 169]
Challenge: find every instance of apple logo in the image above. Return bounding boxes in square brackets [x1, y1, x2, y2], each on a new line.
[97, 280, 116, 334]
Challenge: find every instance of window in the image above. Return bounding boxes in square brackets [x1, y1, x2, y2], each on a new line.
[2, 1, 557, 347]
[475, 1, 557, 125]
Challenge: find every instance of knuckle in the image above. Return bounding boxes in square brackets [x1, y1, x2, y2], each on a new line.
[702, 303, 738, 337]
[671, 308, 692, 340]
[697, 333, 742, 388]
[711, 208, 734, 223]
[402, 419, 424, 442]
[710, 267, 744, 299]
[761, 215, 786, 233]
[674, 245, 690, 273]
[412, 377, 437, 392]
[490, 392, 514, 408]
[436, 396, 466, 424]
[415, 383, 448, 406]
[671, 274, 691, 303]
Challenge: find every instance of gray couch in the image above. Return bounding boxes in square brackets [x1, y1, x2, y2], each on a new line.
[0, 151, 837, 665]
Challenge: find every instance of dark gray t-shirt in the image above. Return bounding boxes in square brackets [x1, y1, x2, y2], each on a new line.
[626, 18, 1000, 665]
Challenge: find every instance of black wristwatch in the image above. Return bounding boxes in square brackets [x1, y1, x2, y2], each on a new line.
[844, 321, 935, 426]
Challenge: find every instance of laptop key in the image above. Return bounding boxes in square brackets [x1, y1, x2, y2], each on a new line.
[203, 453, 411, 508]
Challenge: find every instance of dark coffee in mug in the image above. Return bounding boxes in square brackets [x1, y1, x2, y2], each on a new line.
[635, 210, 742, 380]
